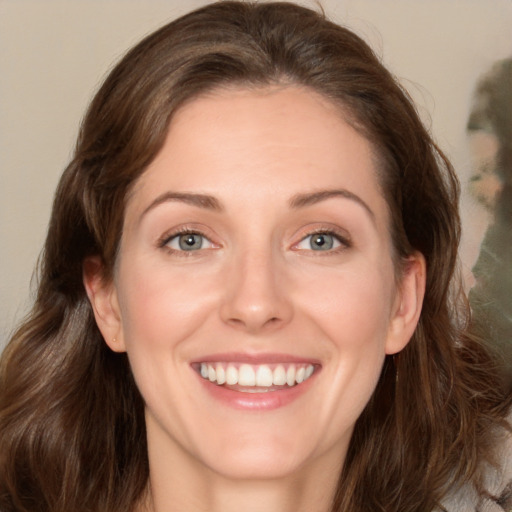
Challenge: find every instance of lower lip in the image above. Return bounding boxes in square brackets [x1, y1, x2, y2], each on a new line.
[196, 373, 317, 411]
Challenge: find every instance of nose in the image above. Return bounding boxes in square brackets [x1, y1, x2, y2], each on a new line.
[220, 247, 293, 334]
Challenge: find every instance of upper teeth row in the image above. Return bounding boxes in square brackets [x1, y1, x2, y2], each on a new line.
[199, 363, 315, 387]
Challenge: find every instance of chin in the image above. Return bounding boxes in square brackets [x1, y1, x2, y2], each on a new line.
[202, 444, 312, 481]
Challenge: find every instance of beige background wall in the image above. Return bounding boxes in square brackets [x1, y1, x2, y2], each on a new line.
[1, 0, 512, 349]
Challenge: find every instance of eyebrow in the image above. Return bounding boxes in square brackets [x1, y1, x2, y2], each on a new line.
[140, 188, 374, 222]
[289, 189, 375, 220]
[140, 191, 223, 219]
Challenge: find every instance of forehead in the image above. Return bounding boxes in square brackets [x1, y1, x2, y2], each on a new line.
[126, 85, 388, 226]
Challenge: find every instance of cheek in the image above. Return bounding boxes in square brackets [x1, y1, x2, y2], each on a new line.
[116, 258, 222, 353]
[296, 260, 395, 345]
[294, 260, 395, 410]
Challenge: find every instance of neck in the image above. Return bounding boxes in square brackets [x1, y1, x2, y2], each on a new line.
[140, 423, 344, 512]
[144, 462, 340, 512]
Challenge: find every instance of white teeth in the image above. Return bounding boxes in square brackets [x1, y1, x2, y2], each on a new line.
[238, 364, 256, 386]
[216, 364, 226, 385]
[256, 365, 274, 387]
[226, 364, 238, 385]
[273, 365, 287, 385]
[198, 362, 317, 389]
[286, 366, 296, 387]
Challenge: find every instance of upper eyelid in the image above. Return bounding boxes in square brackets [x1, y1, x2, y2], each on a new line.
[294, 233, 349, 250]
[158, 224, 214, 243]
[293, 226, 352, 245]
[158, 228, 216, 251]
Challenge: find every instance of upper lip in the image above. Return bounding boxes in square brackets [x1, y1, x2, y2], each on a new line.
[190, 352, 321, 365]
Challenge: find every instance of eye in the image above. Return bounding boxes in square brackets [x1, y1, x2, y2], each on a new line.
[164, 232, 214, 252]
[295, 232, 343, 251]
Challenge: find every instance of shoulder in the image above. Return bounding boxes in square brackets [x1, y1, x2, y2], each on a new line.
[440, 412, 512, 512]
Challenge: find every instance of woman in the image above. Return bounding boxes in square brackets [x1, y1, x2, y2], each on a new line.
[0, 2, 509, 511]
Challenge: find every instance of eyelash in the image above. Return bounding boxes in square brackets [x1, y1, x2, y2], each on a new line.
[292, 228, 352, 254]
[158, 228, 215, 257]
[157, 226, 351, 256]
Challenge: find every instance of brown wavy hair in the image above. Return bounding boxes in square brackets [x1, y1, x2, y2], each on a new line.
[0, 2, 508, 511]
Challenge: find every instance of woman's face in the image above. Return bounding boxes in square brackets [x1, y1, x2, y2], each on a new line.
[87, 86, 424, 482]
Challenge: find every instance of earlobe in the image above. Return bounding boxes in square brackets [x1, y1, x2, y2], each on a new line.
[83, 256, 126, 353]
[385, 252, 426, 355]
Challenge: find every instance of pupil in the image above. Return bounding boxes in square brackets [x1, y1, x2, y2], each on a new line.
[314, 235, 326, 246]
[312, 234, 333, 250]
[179, 233, 201, 250]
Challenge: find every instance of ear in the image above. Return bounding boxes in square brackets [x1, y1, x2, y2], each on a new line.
[83, 256, 126, 353]
[385, 252, 426, 355]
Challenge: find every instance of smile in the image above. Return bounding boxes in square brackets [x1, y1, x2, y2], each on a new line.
[196, 362, 316, 391]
